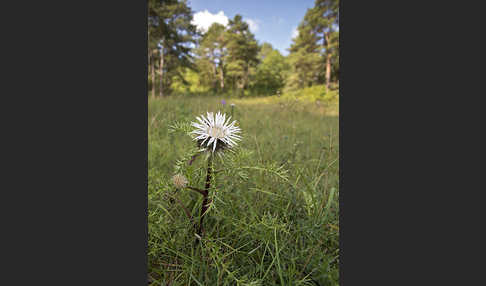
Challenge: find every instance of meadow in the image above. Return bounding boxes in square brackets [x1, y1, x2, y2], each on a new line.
[148, 95, 339, 285]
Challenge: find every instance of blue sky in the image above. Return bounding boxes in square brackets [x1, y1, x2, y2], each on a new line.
[188, 0, 315, 56]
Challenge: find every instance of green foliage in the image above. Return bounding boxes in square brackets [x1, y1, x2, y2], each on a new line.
[285, 47, 322, 91]
[252, 44, 290, 96]
[191, 16, 261, 96]
[170, 69, 211, 95]
[194, 23, 228, 93]
[283, 84, 338, 103]
[224, 15, 260, 92]
[148, 0, 197, 95]
[285, 0, 339, 92]
[149, 96, 339, 285]
[148, 1, 339, 99]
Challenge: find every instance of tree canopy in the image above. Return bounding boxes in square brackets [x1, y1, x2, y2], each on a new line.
[148, 0, 339, 100]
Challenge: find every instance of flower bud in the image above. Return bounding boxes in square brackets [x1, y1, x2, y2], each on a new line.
[172, 174, 188, 189]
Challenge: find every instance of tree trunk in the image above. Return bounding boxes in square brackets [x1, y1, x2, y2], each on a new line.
[212, 62, 217, 91]
[325, 52, 331, 91]
[324, 32, 332, 92]
[219, 64, 224, 91]
[159, 48, 164, 97]
[210, 51, 219, 91]
[242, 64, 249, 90]
[151, 51, 155, 98]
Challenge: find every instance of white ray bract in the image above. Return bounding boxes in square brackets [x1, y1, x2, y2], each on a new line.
[190, 111, 242, 152]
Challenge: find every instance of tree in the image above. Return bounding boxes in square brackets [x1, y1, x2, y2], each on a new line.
[286, 23, 323, 91]
[305, 0, 339, 91]
[148, 0, 197, 97]
[224, 15, 260, 95]
[194, 23, 227, 93]
[252, 43, 289, 95]
[259, 43, 274, 60]
[285, 0, 339, 93]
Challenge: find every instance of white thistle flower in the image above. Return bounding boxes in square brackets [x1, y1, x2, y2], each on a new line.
[190, 111, 242, 153]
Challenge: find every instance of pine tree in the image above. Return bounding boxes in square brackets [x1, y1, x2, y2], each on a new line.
[224, 15, 260, 95]
[305, 0, 339, 91]
[194, 23, 227, 93]
[148, 0, 196, 96]
[286, 0, 339, 92]
[286, 23, 322, 91]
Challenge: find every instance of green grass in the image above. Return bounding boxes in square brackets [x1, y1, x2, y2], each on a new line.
[148, 95, 339, 285]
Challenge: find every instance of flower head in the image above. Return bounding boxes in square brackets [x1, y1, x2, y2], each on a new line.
[172, 174, 188, 189]
[190, 111, 242, 152]
[221, 99, 226, 106]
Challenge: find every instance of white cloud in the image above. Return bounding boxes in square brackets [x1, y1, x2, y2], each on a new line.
[191, 10, 260, 34]
[191, 10, 229, 33]
[291, 27, 299, 39]
[244, 18, 260, 33]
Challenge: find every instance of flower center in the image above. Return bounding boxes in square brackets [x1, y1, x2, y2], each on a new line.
[208, 126, 225, 138]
